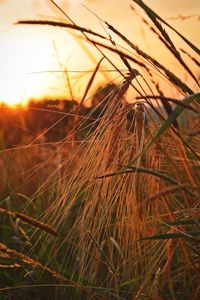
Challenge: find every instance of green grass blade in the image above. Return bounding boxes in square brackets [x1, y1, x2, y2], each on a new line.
[162, 219, 200, 226]
[95, 166, 195, 197]
[139, 231, 200, 241]
[128, 92, 200, 165]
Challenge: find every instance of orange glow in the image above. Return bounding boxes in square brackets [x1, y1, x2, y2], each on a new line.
[0, 24, 105, 107]
[0, 73, 25, 106]
[0, 0, 199, 107]
[0, 27, 61, 106]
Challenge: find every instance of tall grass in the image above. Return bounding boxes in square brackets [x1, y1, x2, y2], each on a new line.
[1, 1, 200, 299]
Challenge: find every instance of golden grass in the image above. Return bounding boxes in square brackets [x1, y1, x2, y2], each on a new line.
[1, 1, 200, 299]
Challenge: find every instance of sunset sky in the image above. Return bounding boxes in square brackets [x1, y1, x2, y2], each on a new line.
[0, 0, 199, 105]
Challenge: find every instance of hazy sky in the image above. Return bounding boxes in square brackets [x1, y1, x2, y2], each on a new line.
[0, 0, 199, 104]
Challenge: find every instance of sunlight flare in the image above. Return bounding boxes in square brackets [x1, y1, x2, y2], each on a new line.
[0, 27, 59, 106]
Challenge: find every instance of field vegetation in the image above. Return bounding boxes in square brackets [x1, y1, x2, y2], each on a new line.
[0, 0, 200, 299]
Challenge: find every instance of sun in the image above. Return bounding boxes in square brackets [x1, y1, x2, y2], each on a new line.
[0, 28, 33, 106]
[0, 26, 61, 107]
[0, 71, 27, 106]
[0, 23, 114, 107]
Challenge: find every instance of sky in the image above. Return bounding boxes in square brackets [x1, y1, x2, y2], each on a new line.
[0, 0, 199, 105]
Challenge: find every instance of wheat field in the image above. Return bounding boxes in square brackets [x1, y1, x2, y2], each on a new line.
[0, 1, 200, 299]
